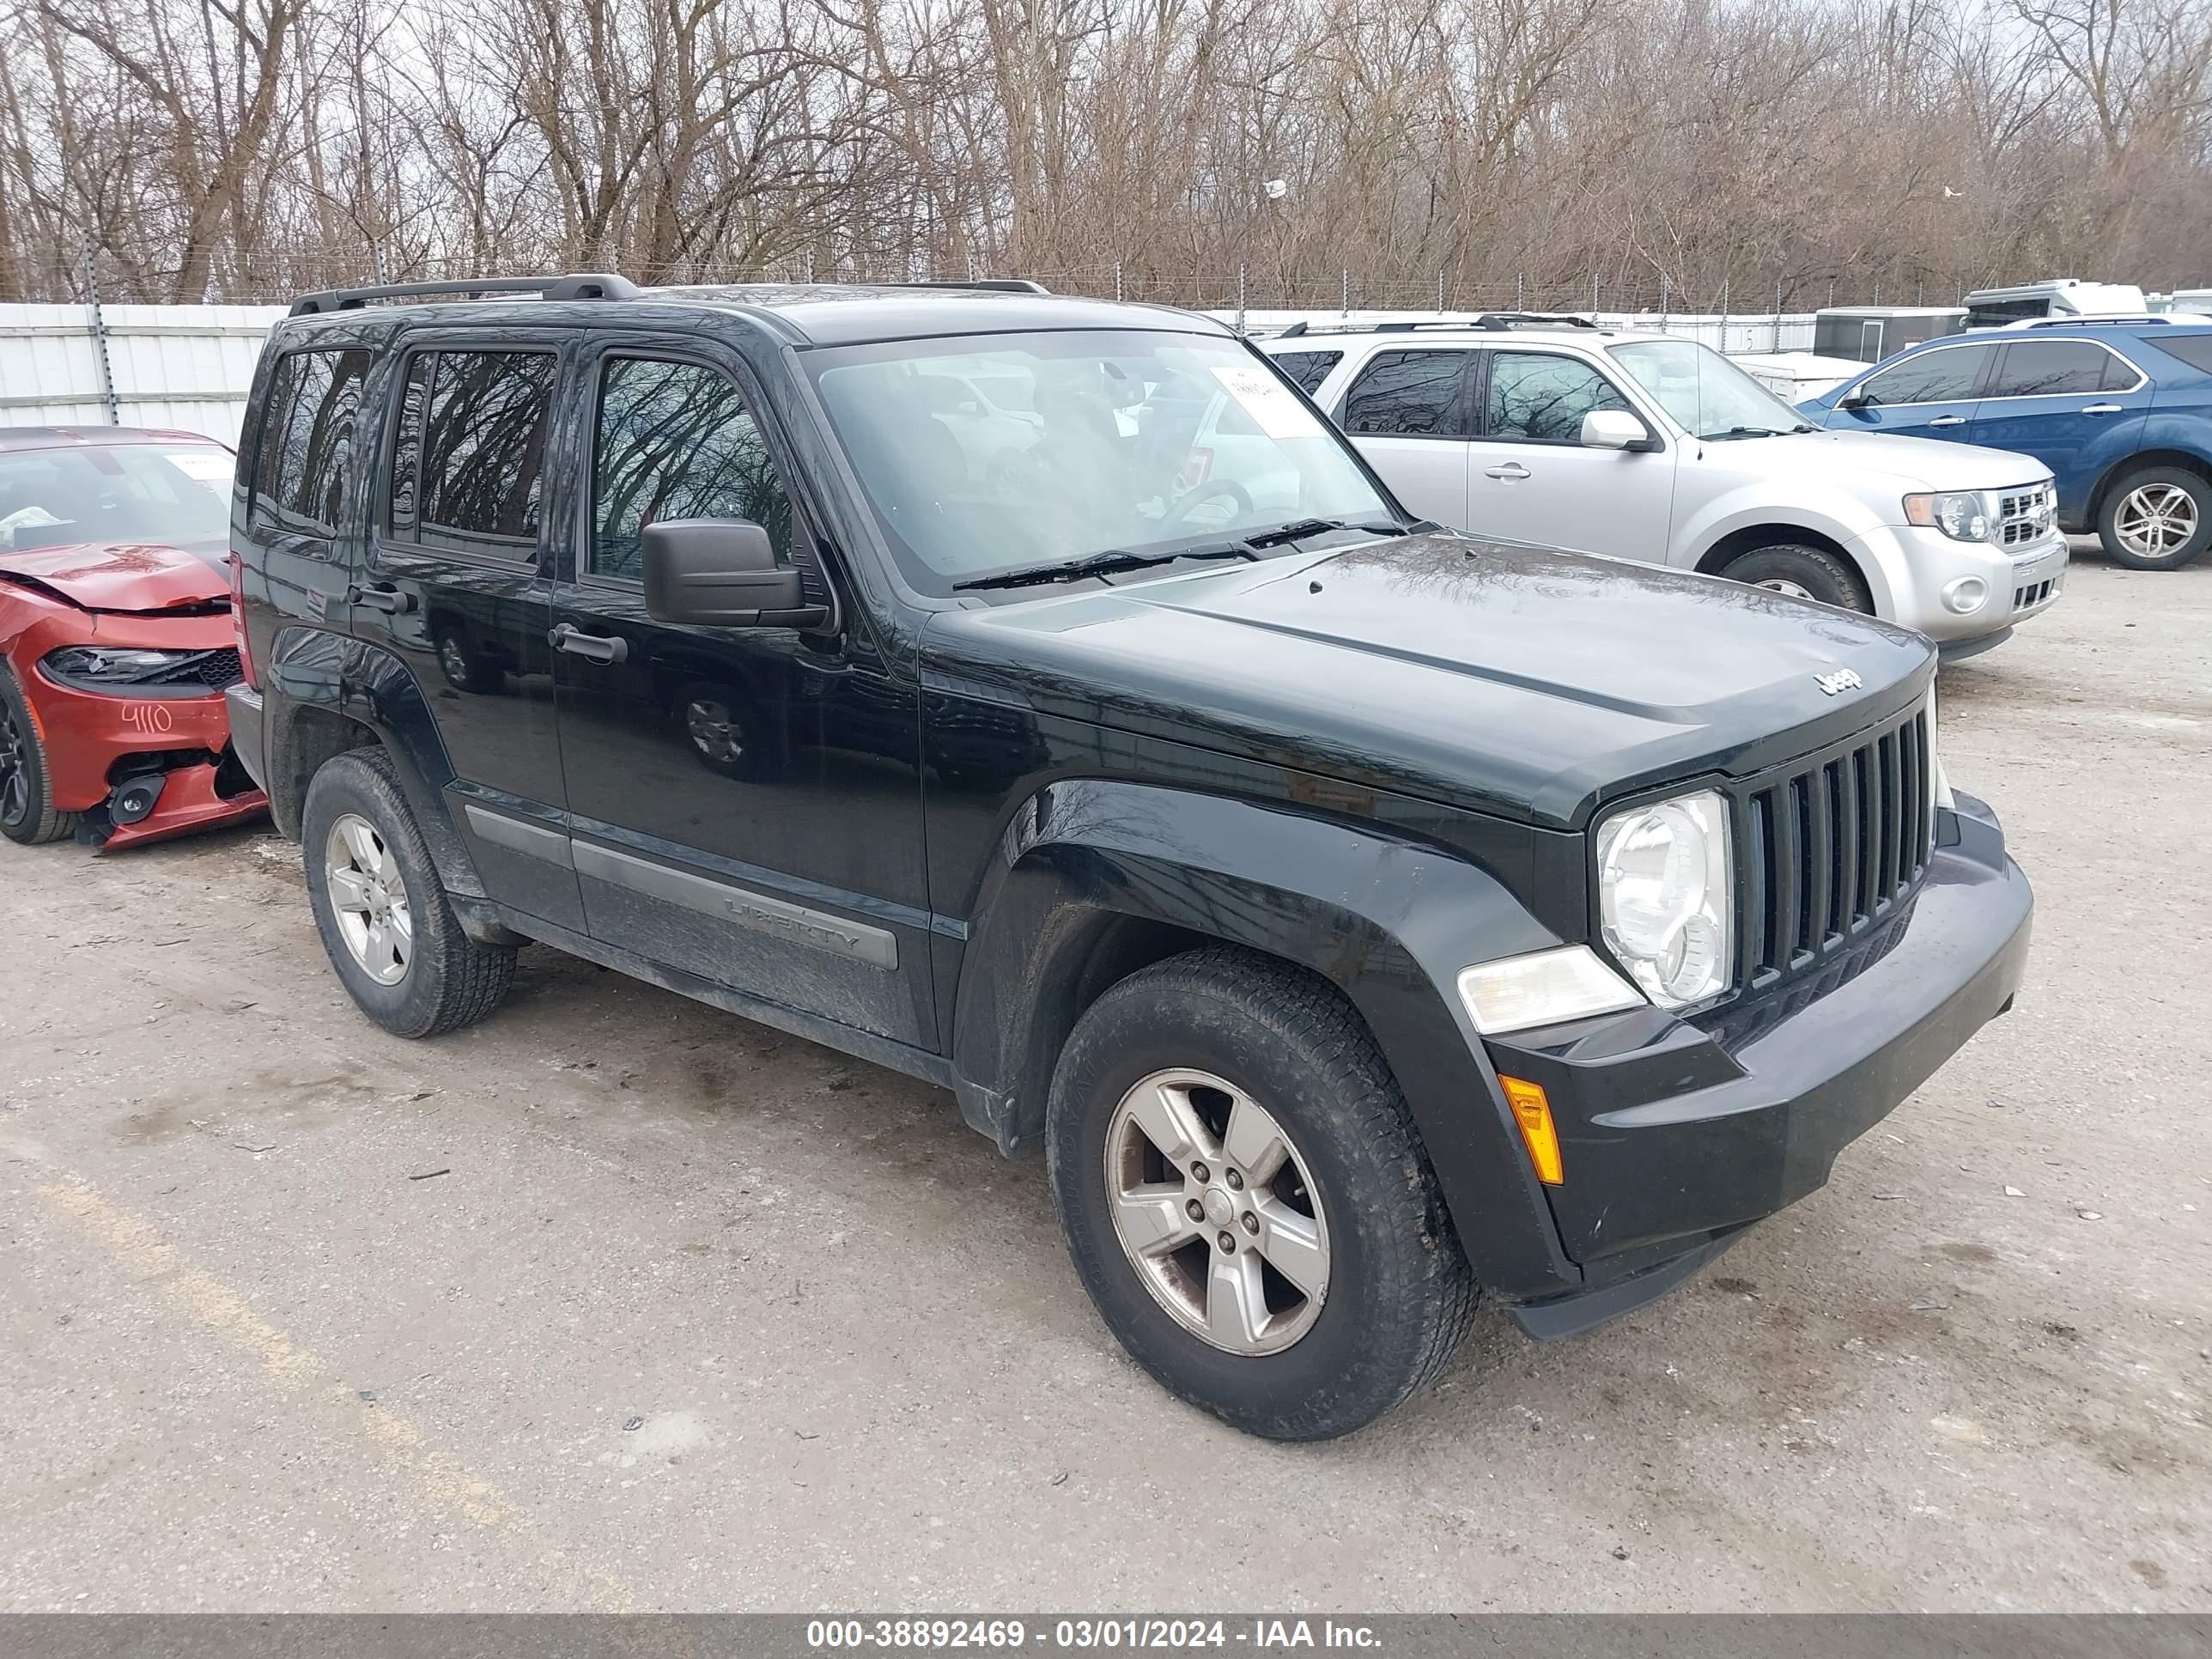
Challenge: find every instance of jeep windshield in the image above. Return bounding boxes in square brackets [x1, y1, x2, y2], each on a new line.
[805, 329, 1397, 593]
[1608, 339, 1814, 441]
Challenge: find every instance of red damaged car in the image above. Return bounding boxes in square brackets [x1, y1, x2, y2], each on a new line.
[0, 428, 266, 849]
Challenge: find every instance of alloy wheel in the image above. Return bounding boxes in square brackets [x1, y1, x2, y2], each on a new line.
[1753, 578, 1816, 600]
[325, 812, 413, 986]
[2114, 483, 2200, 559]
[0, 701, 27, 825]
[1103, 1067, 1330, 1355]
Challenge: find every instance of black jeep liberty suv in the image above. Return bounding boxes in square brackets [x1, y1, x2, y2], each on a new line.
[223, 275, 2032, 1439]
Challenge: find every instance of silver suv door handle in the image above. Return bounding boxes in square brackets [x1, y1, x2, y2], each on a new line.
[549, 623, 629, 665]
[1484, 462, 1532, 480]
[2081, 403, 2123, 415]
[1927, 416, 1966, 428]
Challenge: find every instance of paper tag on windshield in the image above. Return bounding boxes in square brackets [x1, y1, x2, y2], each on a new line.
[1210, 365, 1327, 440]
[165, 450, 234, 483]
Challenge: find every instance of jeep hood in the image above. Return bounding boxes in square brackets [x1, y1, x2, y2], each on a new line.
[0, 538, 229, 613]
[925, 534, 1935, 830]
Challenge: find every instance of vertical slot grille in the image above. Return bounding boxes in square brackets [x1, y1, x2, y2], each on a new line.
[1741, 702, 1933, 988]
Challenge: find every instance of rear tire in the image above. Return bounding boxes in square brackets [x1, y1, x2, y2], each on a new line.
[1719, 544, 1873, 612]
[301, 748, 514, 1037]
[1046, 946, 1475, 1440]
[2096, 465, 2210, 570]
[0, 665, 82, 846]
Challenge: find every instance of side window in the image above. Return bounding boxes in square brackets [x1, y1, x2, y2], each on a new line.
[591, 358, 795, 582]
[1340, 350, 1471, 435]
[1273, 349, 1343, 395]
[1856, 346, 1989, 406]
[250, 348, 369, 537]
[1988, 341, 2115, 398]
[2148, 334, 2212, 374]
[390, 349, 556, 558]
[1483, 352, 1631, 443]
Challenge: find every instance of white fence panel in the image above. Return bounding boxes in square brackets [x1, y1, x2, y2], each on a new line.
[0, 302, 284, 444]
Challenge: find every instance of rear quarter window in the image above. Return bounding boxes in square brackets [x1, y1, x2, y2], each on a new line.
[251, 346, 371, 538]
[2148, 334, 2212, 375]
[1271, 350, 1343, 395]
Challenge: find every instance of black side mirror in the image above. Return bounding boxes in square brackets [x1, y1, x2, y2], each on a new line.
[641, 520, 823, 628]
[1838, 393, 1872, 411]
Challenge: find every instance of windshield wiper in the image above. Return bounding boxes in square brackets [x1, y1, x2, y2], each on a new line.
[1240, 515, 1411, 548]
[1700, 426, 1796, 441]
[951, 542, 1256, 592]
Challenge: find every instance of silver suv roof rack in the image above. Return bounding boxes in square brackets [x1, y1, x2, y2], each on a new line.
[898, 278, 1051, 294]
[1273, 312, 1597, 340]
[289, 272, 639, 316]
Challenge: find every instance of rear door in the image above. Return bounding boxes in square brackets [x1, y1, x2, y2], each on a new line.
[1828, 341, 1996, 441]
[357, 335, 584, 930]
[1334, 348, 1476, 527]
[1968, 338, 2151, 515]
[1460, 349, 1674, 561]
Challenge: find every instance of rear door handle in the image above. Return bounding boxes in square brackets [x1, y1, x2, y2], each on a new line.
[2081, 403, 2123, 415]
[549, 623, 629, 664]
[346, 583, 411, 613]
[1484, 462, 1532, 480]
[1927, 416, 1967, 428]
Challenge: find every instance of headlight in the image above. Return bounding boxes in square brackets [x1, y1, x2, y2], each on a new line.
[1904, 490, 1992, 543]
[41, 646, 201, 684]
[1595, 789, 1734, 1009]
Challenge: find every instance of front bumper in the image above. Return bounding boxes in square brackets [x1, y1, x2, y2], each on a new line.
[1485, 793, 2031, 1333]
[1858, 525, 2069, 646]
[24, 672, 266, 848]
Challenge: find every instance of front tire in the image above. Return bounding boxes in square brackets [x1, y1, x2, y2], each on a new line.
[1046, 946, 1475, 1440]
[2097, 466, 2210, 570]
[301, 748, 514, 1037]
[1719, 543, 1873, 612]
[0, 665, 82, 846]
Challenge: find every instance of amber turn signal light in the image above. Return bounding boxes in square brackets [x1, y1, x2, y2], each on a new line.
[1500, 1075, 1563, 1186]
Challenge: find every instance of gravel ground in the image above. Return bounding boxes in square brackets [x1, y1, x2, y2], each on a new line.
[2, 554, 2207, 1614]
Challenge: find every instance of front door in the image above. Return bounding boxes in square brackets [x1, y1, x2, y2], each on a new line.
[1829, 340, 1996, 443]
[358, 337, 583, 930]
[1335, 348, 1476, 528]
[549, 345, 933, 1048]
[1460, 349, 1674, 562]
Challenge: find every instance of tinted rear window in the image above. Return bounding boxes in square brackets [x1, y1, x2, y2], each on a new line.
[252, 347, 370, 536]
[1340, 350, 1470, 435]
[388, 349, 556, 557]
[1988, 340, 2126, 398]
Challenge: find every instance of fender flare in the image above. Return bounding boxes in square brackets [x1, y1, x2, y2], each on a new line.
[263, 625, 489, 907]
[1676, 492, 1903, 617]
[950, 777, 1583, 1297]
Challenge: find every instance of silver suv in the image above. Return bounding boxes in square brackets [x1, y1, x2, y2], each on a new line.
[1261, 317, 2069, 659]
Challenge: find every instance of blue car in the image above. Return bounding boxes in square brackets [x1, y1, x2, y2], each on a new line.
[1800, 319, 2212, 569]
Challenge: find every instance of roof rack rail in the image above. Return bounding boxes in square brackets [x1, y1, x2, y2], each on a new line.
[2010, 314, 2178, 329]
[1468, 312, 1599, 331]
[1263, 313, 1600, 340]
[288, 271, 639, 317]
[898, 278, 1051, 295]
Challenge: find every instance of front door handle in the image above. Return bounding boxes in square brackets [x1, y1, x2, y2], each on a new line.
[549, 623, 629, 664]
[1927, 416, 1967, 428]
[2081, 403, 2124, 415]
[347, 583, 411, 613]
[1484, 462, 1532, 480]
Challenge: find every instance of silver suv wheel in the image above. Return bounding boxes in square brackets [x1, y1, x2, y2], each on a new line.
[1103, 1067, 1330, 1354]
[325, 811, 413, 986]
